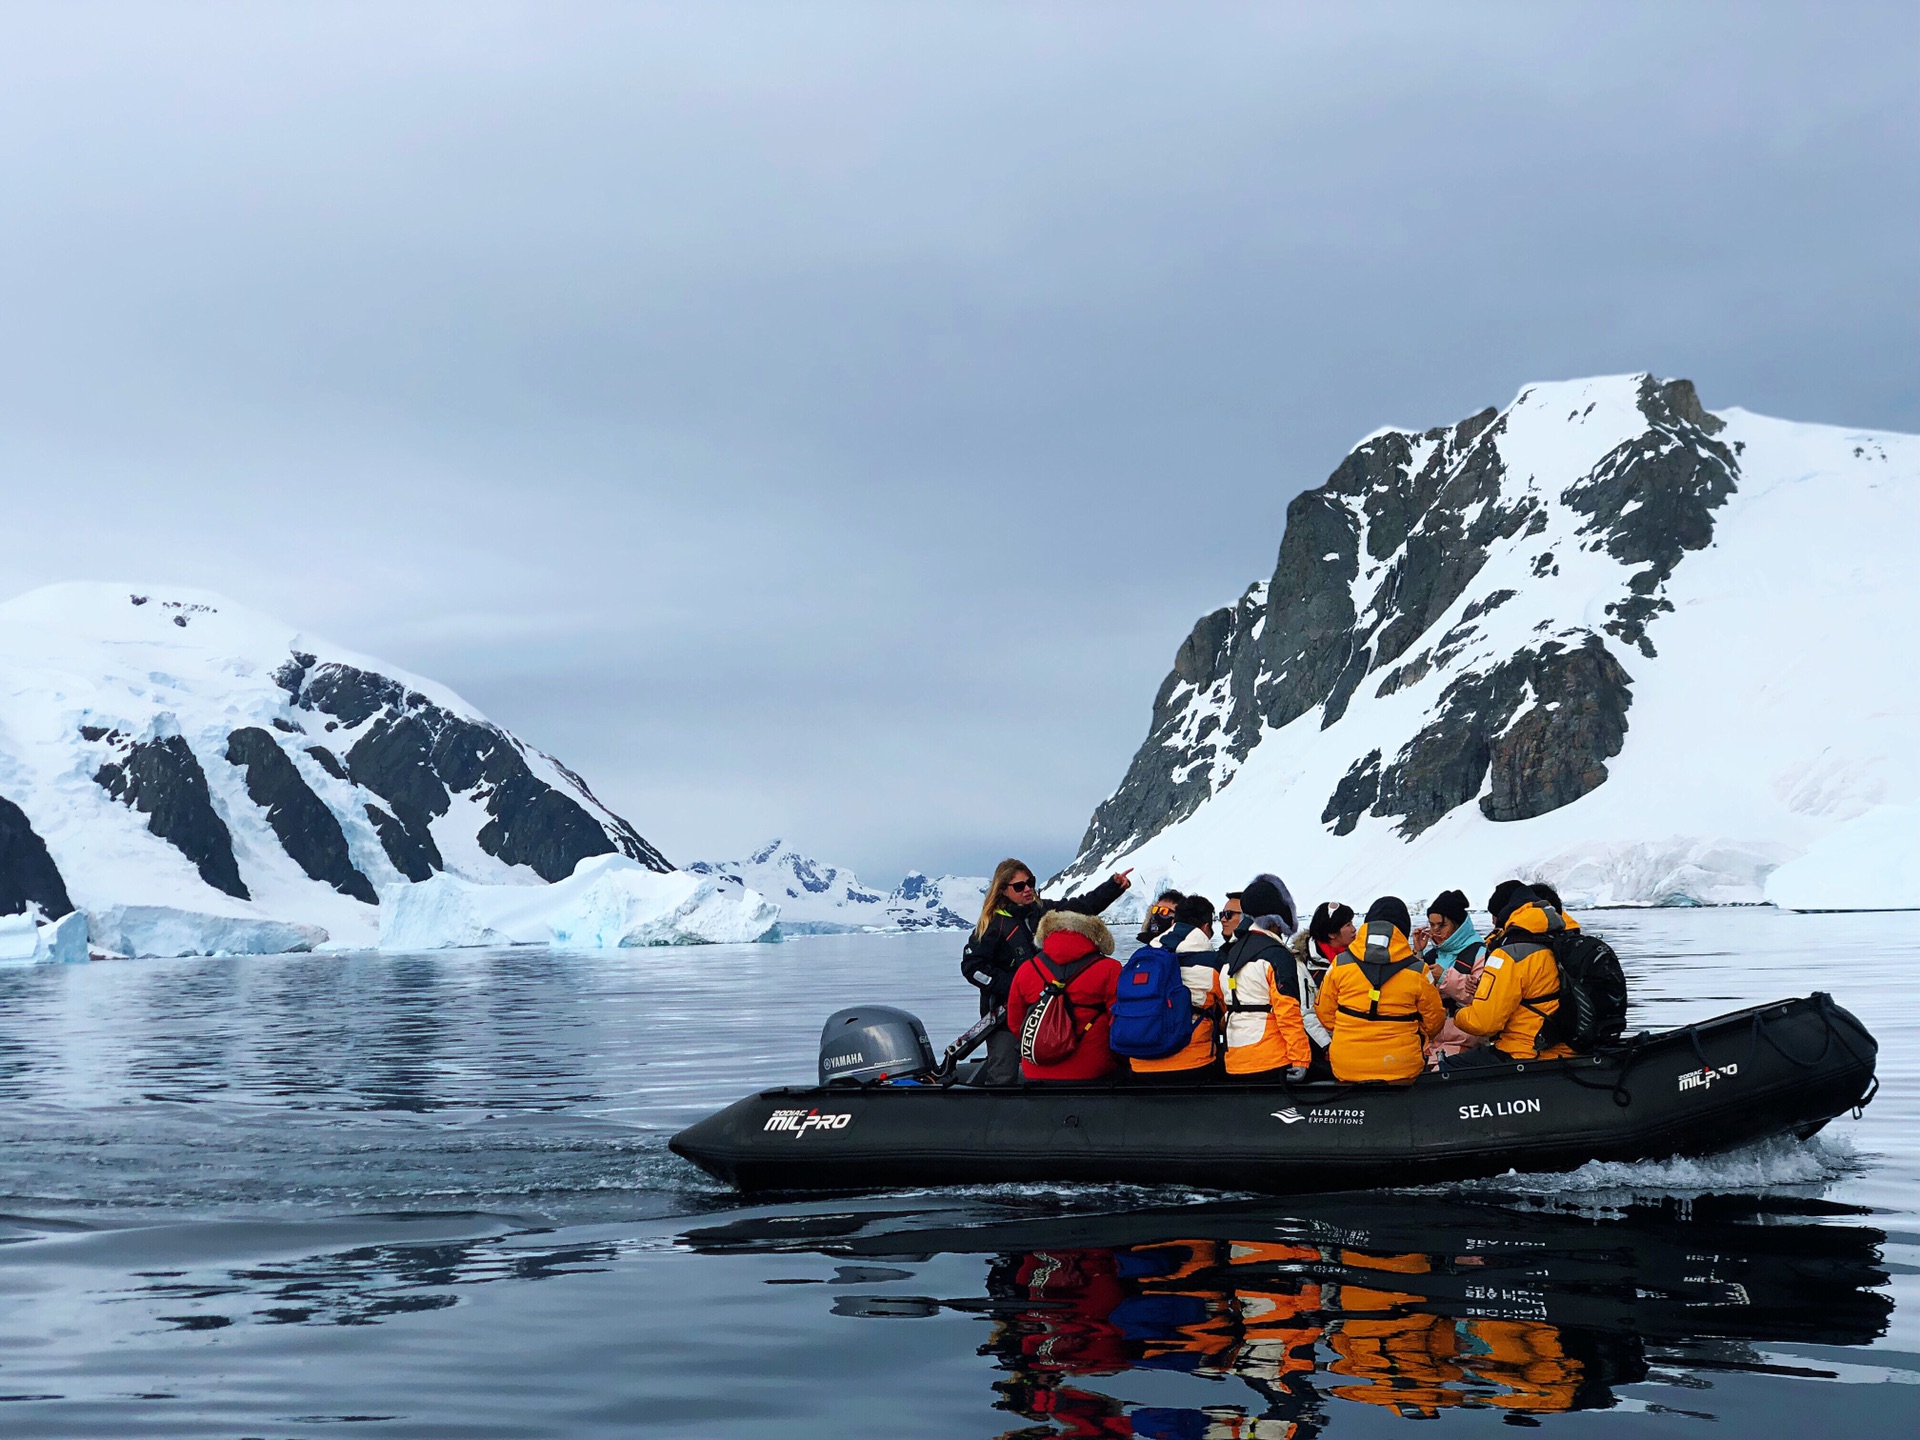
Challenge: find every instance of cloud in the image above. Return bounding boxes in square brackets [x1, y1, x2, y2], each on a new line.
[0, 1, 1912, 881]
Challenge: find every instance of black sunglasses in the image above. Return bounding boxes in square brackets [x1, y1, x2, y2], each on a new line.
[1005, 879, 1036, 893]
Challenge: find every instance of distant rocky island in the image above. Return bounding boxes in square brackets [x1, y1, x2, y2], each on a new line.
[1053, 374, 1916, 913]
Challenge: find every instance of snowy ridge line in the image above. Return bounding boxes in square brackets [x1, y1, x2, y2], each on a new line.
[690, 840, 987, 933]
[1054, 375, 1918, 914]
[0, 583, 778, 956]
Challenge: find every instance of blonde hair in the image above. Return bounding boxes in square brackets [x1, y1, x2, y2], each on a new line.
[976, 858, 1035, 938]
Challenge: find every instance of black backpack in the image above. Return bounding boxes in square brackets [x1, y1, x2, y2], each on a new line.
[1530, 930, 1628, 1052]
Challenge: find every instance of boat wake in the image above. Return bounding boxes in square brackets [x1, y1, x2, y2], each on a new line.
[1444, 1132, 1862, 1205]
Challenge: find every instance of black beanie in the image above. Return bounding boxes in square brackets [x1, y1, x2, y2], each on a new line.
[1427, 889, 1469, 925]
[1309, 902, 1355, 944]
[1364, 895, 1412, 937]
[1240, 875, 1296, 934]
[1486, 880, 1538, 928]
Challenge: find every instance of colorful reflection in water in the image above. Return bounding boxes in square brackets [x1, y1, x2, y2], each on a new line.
[689, 1191, 1893, 1436]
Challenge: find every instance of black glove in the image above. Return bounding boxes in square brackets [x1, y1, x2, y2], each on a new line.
[1285, 1066, 1308, 1082]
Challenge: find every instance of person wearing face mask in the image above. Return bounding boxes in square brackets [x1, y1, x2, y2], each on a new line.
[961, 858, 1133, 1086]
[1218, 874, 1314, 1081]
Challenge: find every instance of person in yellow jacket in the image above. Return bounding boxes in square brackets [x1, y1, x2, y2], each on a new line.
[1313, 896, 1444, 1082]
[1448, 881, 1577, 1066]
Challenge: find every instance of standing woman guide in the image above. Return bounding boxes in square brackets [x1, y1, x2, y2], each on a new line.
[962, 859, 1132, 1086]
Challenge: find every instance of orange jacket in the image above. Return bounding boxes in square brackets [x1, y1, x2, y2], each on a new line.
[1451, 902, 1575, 1060]
[1221, 928, 1313, 1074]
[1313, 921, 1444, 1081]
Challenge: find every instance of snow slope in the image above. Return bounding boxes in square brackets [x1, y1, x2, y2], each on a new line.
[690, 840, 986, 932]
[0, 584, 774, 953]
[1054, 376, 1917, 913]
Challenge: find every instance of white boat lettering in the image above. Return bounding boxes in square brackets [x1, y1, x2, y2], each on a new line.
[1679, 1062, 1739, 1093]
[822, 1051, 864, 1070]
[763, 1108, 854, 1137]
[1457, 1098, 1543, 1121]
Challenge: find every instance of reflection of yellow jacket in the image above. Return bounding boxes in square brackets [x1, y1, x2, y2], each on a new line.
[1313, 922, 1444, 1081]
[1466, 1318, 1584, 1412]
[1452, 903, 1575, 1060]
[1328, 1286, 1464, 1416]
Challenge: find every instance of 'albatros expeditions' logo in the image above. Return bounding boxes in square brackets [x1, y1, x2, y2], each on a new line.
[764, 1108, 854, 1138]
[1272, 1107, 1366, 1126]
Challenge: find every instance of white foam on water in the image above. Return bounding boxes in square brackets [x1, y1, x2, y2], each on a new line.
[1453, 1132, 1860, 1202]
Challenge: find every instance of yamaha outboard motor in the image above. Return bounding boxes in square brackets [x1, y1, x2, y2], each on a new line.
[819, 1005, 937, 1086]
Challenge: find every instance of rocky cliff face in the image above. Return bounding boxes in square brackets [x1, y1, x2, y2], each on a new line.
[1053, 374, 1916, 909]
[0, 584, 673, 952]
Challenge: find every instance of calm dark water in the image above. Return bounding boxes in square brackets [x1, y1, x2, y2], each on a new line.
[0, 909, 1913, 1437]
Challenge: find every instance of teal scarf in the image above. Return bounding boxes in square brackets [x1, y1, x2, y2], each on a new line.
[1435, 915, 1482, 966]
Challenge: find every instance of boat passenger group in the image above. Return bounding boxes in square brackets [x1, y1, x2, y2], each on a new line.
[960, 860, 1620, 1087]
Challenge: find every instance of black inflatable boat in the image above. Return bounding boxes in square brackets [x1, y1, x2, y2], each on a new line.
[669, 993, 1877, 1195]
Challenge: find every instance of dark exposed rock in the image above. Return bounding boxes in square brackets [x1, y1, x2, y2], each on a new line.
[477, 773, 617, 881]
[95, 735, 249, 898]
[346, 715, 451, 826]
[305, 745, 347, 780]
[365, 803, 440, 882]
[1374, 650, 1431, 699]
[1058, 373, 1728, 884]
[1461, 589, 1516, 624]
[1368, 636, 1635, 838]
[281, 659, 670, 882]
[1481, 638, 1633, 823]
[226, 727, 378, 904]
[0, 794, 73, 919]
[1561, 375, 1737, 651]
[271, 717, 303, 734]
[1321, 750, 1382, 836]
[273, 652, 317, 695]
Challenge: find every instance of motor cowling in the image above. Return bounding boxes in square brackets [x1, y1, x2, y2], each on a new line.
[819, 1005, 937, 1086]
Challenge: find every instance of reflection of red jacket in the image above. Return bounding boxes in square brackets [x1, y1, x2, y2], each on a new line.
[1014, 1250, 1130, 1375]
[1007, 933, 1122, 1081]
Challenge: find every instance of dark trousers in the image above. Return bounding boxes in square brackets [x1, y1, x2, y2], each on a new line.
[979, 1027, 1022, 1087]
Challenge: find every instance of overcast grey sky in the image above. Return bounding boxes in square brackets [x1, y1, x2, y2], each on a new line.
[1, 2, 1912, 883]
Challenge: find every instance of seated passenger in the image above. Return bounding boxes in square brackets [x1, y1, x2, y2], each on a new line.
[1313, 897, 1444, 1082]
[1445, 883, 1576, 1066]
[1417, 889, 1486, 999]
[1006, 910, 1124, 1082]
[1129, 894, 1225, 1080]
[1418, 889, 1491, 1067]
[1220, 875, 1313, 1080]
[1288, 901, 1354, 1062]
[1137, 889, 1186, 945]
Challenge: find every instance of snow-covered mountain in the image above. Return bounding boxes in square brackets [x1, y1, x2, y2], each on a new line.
[1053, 375, 1918, 912]
[0, 584, 777, 954]
[691, 840, 987, 932]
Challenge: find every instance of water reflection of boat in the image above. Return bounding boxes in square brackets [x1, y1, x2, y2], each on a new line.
[684, 1191, 1894, 1433]
[670, 994, 1878, 1196]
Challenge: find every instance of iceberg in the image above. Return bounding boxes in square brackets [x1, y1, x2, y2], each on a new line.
[87, 905, 327, 958]
[1764, 805, 1920, 912]
[378, 854, 781, 950]
[0, 907, 91, 965]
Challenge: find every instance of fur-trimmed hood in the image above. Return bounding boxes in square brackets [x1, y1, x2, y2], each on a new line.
[1035, 909, 1115, 957]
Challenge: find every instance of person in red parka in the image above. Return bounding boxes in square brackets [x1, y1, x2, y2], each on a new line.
[1006, 910, 1123, 1082]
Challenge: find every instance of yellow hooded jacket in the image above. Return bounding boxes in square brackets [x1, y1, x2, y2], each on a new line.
[1451, 901, 1576, 1060]
[1313, 921, 1444, 1081]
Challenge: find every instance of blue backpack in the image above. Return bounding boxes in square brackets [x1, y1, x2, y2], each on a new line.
[1108, 944, 1194, 1059]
